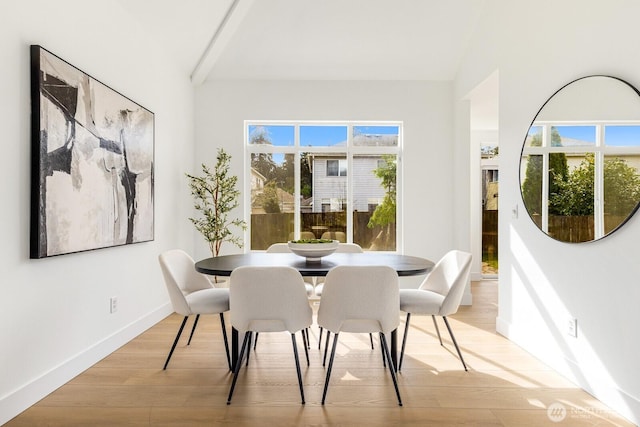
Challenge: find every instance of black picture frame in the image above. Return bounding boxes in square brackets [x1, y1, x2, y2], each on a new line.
[30, 45, 155, 258]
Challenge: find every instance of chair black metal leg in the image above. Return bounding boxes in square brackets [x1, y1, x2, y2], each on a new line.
[187, 314, 200, 345]
[399, 312, 411, 371]
[227, 332, 251, 404]
[321, 333, 339, 405]
[432, 315, 443, 345]
[381, 335, 386, 367]
[318, 326, 323, 349]
[443, 316, 468, 371]
[246, 332, 252, 367]
[163, 316, 188, 370]
[369, 333, 374, 350]
[253, 332, 259, 350]
[291, 333, 305, 404]
[380, 332, 403, 406]
[301, 329, 310, 366]
[219, 313, 231, 371]
[186, 313, 232, 371]
[322, 329, 331, 366]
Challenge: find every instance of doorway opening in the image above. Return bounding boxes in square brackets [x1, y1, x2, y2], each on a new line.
[468, 70, 499, 280]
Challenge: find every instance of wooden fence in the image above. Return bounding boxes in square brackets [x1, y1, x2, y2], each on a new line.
[529, 213, 627, 242]
[482, 210, 498, 264]
[251, 211, 396, 250]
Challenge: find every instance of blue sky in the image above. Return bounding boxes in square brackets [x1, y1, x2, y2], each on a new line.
[603, 125, 640, 146]
[300, 126, 346, 146]
[249, 124, 399, 147]
[554, 126, 596, 143]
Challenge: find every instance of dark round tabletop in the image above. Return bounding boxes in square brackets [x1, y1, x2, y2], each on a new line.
[195, 252, 434, 277]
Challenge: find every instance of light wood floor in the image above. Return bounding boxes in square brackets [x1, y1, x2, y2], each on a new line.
[7, 282, 634, 426]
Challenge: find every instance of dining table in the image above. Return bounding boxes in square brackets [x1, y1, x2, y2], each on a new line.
[195, 251, 434, 371]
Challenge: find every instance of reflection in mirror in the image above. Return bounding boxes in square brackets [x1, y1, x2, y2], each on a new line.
[520, 76, 640, 242]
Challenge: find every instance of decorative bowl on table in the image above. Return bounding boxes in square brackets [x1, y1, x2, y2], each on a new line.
[288, 239, 339, 262]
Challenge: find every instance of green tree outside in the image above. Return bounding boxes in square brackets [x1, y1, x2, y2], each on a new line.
[521, 127, 568, 216]
[249, 126, 278, 180]
[261, 182, 281, 214]
[551, 153, 640, 217]
[368, 154, 397, 228]
[300, 153, 313, 198]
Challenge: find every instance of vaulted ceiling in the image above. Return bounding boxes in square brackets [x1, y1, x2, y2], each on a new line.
[117, 0, 487, 84]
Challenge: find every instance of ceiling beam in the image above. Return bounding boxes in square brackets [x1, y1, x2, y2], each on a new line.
[190, 0, 254, 85]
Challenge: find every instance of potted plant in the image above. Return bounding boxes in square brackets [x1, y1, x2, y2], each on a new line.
[186, 148, 247, 283]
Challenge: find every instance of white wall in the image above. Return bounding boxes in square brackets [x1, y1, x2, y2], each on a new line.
[455, 0, 640, 423]
[195, 80, 457, 287]
[0, 1, 195, 423]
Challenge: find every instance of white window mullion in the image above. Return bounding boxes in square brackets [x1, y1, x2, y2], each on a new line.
[346, 124, 354, 243]
[542, 152, 549, 234]
[244, 124, 251, 252]
[594, 125, 605, 239]
[293, 124, 301, 240]
[396, 153, 403, 253]
[594, 150, 604, 239]
[539, 125, 549, 233]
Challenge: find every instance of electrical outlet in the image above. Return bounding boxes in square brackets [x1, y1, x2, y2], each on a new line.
[512, 204, 519, 219]
[567, 317, 577, 338]
[110, 296, 118, 314]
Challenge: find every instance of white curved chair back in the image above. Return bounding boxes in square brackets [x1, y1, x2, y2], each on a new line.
[266, 243, 315, 290]
[288, 231, 316, 240]
[318, 265, 399, 334]
[314, 243, 363, 289]
[158, 249, 213, 316]
[321, 231, 346, 242]
[230, 266, 312, 334]
[265, 243, 291, 253]
[335, 243, 363, 253]
[419, 250, 472, 316]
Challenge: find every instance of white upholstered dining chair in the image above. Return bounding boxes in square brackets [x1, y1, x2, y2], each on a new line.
[259, 243, 314, 350]
[313, 243, 370, 352]
[227, 266, 313, 404]
[158, 249, 231, 370]
[317, 265, 403, 406]
[399, 250, 472, 371]
[265, 243, 315, 296]
[313, 242, 364, 297]
[320, 230, 346, 242]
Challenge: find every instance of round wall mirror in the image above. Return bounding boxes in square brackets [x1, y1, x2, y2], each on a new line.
[520, 75, 640, 242]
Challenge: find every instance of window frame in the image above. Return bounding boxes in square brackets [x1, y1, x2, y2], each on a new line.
[245, 120, 402, 251]
[521, 121, 640, 239]
[326, 159, 347, 177]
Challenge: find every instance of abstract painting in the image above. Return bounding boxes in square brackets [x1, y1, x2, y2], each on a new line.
[30, 45, 154, 258]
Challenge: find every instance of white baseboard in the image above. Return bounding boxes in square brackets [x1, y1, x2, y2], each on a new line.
[495, 316, 639, 425]
[0, 303, 172, 425]
[461, 291, 473, 306]
[495, 315, 510, 337]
